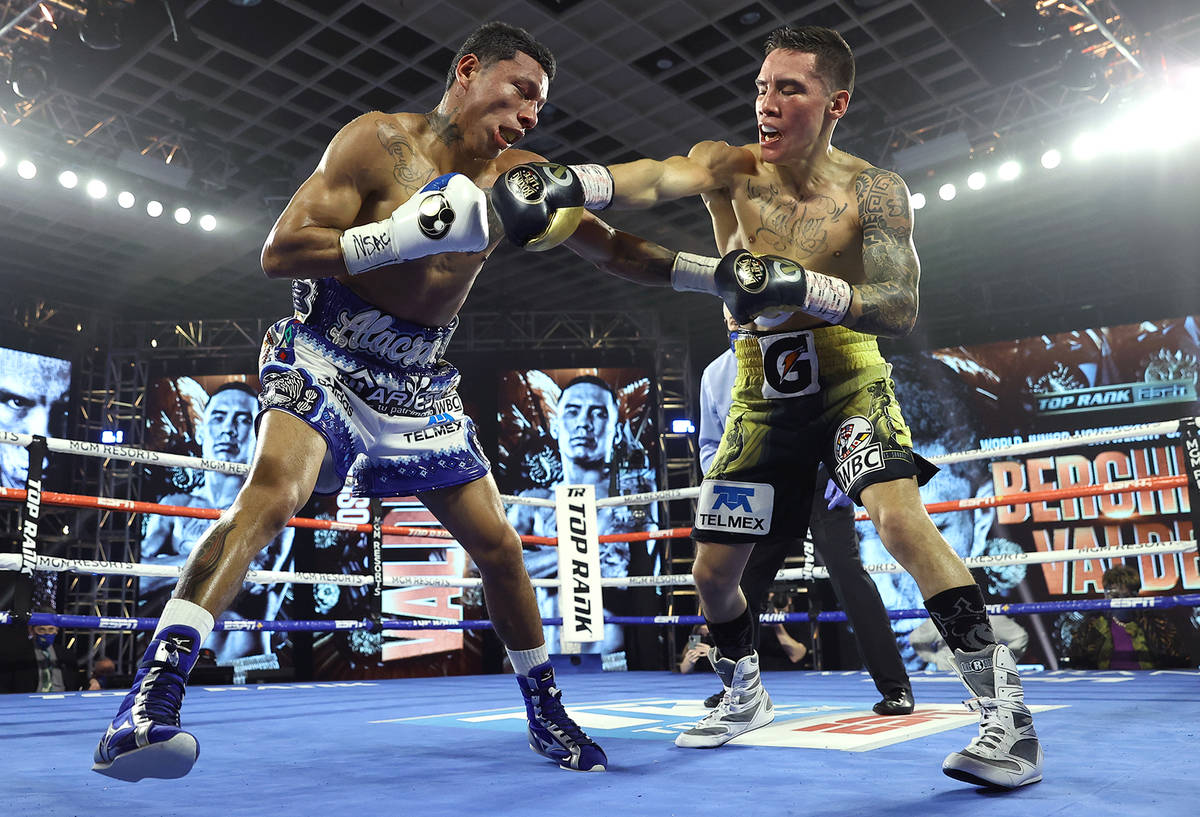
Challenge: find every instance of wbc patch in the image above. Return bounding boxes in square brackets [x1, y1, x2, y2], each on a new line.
[833, 416, 884, 490]
[695, 479, 774, 535]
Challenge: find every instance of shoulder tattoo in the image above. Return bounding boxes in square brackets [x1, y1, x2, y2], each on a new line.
[376, 124, 435, 194]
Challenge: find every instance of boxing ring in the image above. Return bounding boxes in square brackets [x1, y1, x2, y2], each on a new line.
[2, 422, 1200, 816]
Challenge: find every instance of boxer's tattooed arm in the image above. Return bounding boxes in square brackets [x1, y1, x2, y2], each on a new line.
[175, 518, 235, 601]
[377, 126, 435, 195]
[850, 168, 919, 337]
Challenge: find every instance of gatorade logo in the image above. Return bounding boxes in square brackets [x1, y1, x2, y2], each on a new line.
[734, 253, 767, 293]
[505, 165, 546, 204]
[761, 331, 818, 398]
[417, 193, 455, 239]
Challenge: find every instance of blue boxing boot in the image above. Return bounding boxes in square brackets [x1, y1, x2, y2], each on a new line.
[93, 600, 212, 781]
[517, 662, 607, 772]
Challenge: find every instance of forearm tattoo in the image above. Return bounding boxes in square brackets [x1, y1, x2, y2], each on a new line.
[176, 518, 235, 600]
[377, 125, 435, 196]
[853, 168, 920, 337]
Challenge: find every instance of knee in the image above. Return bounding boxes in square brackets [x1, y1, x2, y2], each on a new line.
[469, 527, 525, 574]
[231, 479, 308, 535]
[691, 555, 737, 601]
[870, 505, 930, 560]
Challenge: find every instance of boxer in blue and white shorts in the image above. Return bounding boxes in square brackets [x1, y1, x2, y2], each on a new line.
[257, 277, 490, 497]
[93, 22, 607, 783]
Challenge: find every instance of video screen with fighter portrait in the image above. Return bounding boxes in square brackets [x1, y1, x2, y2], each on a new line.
[0, 345, 73, 611]
[857, 316, 1200, 671]
[137, 374, 294, 667]
[0, 346, 72, 491]
[496, 366, 664, 668]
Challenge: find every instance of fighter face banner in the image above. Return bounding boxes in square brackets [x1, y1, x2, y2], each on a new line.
[139, 375, 293, 667]
[497, 367, 662, 668]
[856, 317, 1199, 670]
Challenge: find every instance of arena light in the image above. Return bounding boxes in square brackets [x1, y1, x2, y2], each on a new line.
[910, 192, 926, 210]
[86, 178, 107, 199]
[997, 160, 1021, 181]
[174, 206, 191, 225]
[966, 171, 986, 190]
[117, 190, 135, 208]
[100, 429, 124, 444]
[1071, 131, 1102, 160]
[938, 183, 956, 201]
[17, 159, 37, 179]
[671, 418, 696, 434]
[58, 169, 78, 189]
[146, 199, 163, 217]
[199, 213, 217, 232]
[150, 338, 158, 348]
[1040, 149, 1062, 169]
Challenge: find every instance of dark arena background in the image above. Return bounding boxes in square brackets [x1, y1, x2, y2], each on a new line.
[1, 1, 1198, 815]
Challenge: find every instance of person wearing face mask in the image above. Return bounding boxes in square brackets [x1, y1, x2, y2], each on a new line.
[1066, 566, 1191, 670]
[0, 607, 88, 693]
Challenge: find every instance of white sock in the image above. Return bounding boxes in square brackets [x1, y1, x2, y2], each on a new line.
[153, 598, 215, 646]
[507, 645, 549, 676]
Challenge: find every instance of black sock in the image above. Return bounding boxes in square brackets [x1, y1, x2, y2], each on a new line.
[707, 604, 755, 661]
[924, 584, 996, 653]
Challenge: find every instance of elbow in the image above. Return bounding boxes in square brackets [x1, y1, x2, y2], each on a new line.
[260, 242, 290, 279]
[891, 313, 918, 338]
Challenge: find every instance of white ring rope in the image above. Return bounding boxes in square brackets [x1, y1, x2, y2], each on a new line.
[3, 539, 1192, 590]
[0, 431, 249, 476]
[5, 418, 1188, 508]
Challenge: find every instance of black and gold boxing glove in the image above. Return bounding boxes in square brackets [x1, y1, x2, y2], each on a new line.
[489, 162, 586, 251]
[671, 249, 852, 326]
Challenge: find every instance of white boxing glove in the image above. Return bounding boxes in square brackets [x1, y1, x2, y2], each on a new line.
[339, 173, 489, 275]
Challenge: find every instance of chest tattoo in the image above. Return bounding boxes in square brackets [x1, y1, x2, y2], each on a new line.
[377, 126, 435, 195]
[746, 178, 848, 256]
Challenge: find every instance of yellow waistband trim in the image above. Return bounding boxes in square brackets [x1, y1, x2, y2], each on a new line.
[733, 325, 885, 376]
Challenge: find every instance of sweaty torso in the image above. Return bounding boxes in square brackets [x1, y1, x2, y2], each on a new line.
[706, 144, 870, 331]
[333, 113, 530, 326]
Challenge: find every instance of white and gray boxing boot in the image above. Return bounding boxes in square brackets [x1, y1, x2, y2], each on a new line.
[943, 643, 1043, 789]
[675, 648, 774, 748]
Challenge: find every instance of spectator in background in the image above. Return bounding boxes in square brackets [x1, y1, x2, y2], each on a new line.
[755, 590, 809, 671]
[678, 624, 713, 675]
[0, 607, 87, 693]
[1066, 565, 1191, 669]
[88, 657, 117, 691]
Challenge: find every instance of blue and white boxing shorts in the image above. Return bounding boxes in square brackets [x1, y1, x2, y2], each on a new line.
[256, 277, 490, 497]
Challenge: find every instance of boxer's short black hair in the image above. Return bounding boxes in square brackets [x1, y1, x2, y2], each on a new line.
[444, 21, 557, 94]
[561, 375, 617, 409]
[764, 26, 855, 96]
